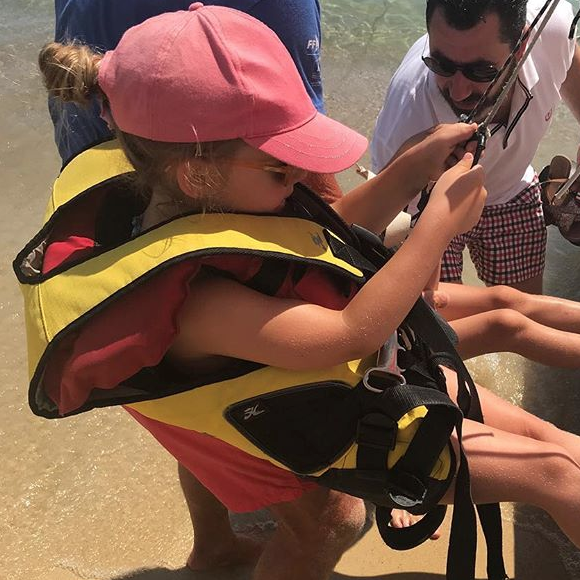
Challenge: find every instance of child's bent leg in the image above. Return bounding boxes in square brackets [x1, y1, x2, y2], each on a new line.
[435, 282, 508, 321]
[442, 368, 580, 466]
[252, 487, 366, 580]
[440, 283, 580, 333]
[495, 287, 580, 333]
[437, 283, 538, 321]
[178, 462, 264, 570]
[451, 309, 580, 367]
[443, 417, 580, 548]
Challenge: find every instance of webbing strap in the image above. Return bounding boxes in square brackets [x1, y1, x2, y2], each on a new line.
[447, 438, 478, 580]
[356, 384, 459, 549]
[349, 223, 508, 580]
[376, 504, 448, 551]
[478, 503, 509, 580]
[405, 302, 507, 580]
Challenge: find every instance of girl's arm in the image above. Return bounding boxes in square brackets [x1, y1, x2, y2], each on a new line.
[170, 155, 486, 371]
[332, 123, 477, 234]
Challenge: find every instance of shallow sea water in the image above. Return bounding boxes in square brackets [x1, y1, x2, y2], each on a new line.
[1, 1, 580, 578]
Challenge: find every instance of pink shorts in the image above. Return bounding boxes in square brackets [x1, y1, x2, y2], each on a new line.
[125, 406, 318, 512]
[440, 178, 546, 285]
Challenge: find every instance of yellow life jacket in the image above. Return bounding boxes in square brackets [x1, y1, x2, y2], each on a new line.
[13, 141, 506, 579]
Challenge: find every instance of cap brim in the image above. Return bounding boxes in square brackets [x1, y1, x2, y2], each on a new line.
[244, 112, 367, 174]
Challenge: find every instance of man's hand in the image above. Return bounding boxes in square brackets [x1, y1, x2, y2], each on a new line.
[392, 123, 479, 190]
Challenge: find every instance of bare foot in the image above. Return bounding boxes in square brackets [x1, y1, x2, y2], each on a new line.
[187, 533, 265, 571]
[390, 509, 442, 540]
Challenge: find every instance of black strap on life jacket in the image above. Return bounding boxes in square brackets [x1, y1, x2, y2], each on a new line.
[354, 332, 459, 552]
[347, 222, 508, 580]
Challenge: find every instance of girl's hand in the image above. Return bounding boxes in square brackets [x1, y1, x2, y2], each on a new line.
[426, 152, 487, 239]
[393, 122, 478, 188]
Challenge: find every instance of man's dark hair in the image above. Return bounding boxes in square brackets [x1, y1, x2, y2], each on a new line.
[426, 0, 527, 48]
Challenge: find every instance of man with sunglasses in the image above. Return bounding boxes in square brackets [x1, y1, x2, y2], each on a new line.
[371, 0, 580, 293]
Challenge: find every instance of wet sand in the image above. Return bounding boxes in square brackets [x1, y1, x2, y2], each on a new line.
[3, 3, 580, 580]
[36, 507, 574, 580]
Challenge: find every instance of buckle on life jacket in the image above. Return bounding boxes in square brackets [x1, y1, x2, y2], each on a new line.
[356, 412, 397, 452]
[362, 332, 405, 393]
[363, 367, 405, 393]
[354, 412, 431, 508]
[355, 409, 438, 512]
[387, 474, 427, 509]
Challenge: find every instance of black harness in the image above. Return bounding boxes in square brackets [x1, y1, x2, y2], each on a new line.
[270, 186, 509, 580]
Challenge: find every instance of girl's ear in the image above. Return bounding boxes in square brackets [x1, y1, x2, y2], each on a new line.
[176, 158, 206, 199]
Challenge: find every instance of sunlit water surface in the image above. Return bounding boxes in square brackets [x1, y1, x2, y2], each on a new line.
[1, 1, 579, 578]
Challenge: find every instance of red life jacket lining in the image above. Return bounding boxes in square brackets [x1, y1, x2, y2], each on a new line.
[40, 197, 357, 416]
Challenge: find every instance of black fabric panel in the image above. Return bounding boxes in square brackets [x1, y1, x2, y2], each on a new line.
[225, 382, 360, 474]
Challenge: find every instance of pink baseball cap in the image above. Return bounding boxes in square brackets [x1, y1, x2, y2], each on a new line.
[98, 2, 367, 173]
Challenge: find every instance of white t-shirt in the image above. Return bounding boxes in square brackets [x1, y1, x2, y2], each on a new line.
[371, 0, 576, 208]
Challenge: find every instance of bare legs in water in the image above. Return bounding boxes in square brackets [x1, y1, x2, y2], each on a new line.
[178, 365, 580, 579]
[442, 368, 580, 547]
[395, 283, 580, 535]
[179, 463, 366, 580]
[178, 463, 265, 571]
[423, 283, 580, 367]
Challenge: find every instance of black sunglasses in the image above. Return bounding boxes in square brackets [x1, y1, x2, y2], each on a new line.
[422, 55, 500, 83]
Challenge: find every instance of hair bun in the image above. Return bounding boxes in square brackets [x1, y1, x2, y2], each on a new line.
[38, 42, 102, 106]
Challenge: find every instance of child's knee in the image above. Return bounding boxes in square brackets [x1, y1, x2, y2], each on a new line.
[536, 446, 579, 492]
[321, 493, 367, 544]
[488, 308, 527, 336]
[489, 285, 523, 310]
[277, 490, 366, 550]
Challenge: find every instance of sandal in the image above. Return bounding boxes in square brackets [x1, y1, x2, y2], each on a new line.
[539, 154, 580, 247]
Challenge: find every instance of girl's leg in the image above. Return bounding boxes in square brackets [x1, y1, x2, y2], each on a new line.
[252, 487, 366, 580]
[179, 462, 366, 580]
[443, 417, 580, 548]
[443, 368, 580, 467]
[442, 368, 580, 547]
[435, 283, 509, 320]
[439, 283, 580, 333]
[178, 463, 264, 570]
[451, 308, 580, 367]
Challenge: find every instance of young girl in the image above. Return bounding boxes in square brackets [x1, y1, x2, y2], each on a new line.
[26, 5, 580, 580]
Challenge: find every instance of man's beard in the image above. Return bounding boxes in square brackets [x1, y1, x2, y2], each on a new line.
[439, 59, 517, 123]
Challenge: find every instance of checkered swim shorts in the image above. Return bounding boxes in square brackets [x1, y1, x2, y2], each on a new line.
[440, 177, 546, 285]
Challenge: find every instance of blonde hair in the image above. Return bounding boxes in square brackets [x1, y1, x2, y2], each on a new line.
[39, 42, 242, 210]
[39, 41, 103, 106]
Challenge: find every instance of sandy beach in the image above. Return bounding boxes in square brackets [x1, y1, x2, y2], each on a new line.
[2, 1, 580, 579]
[36, 508, 574, 580]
